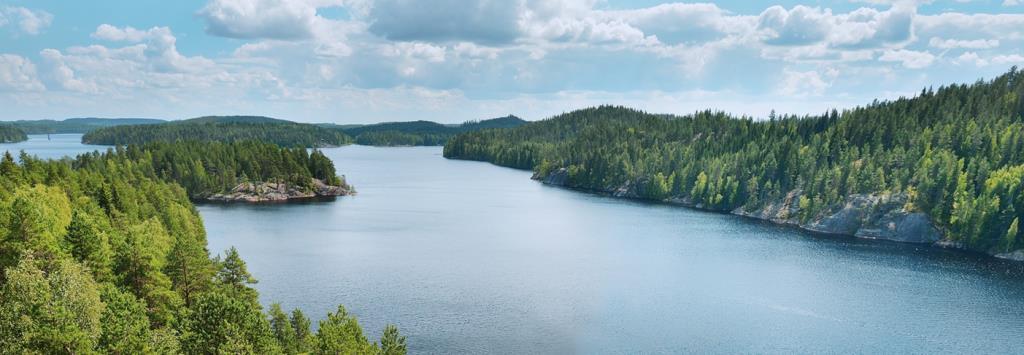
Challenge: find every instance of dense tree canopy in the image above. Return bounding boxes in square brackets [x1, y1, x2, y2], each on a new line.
[0, 150, 404, 353]
[445, 67, 1024, 255]
[341, 115, 527, 147]
[0, 125, 27, 143]
[72, 140, 346, 199]
[82, 117, 352, 148]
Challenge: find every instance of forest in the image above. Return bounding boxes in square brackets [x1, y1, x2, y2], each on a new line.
[8, 118, 166, 134]
[82, 116, 351, 148]
[73, 141, 347, 200]
[0, 125, 27, 143]
[445, 67, 1024, 256]
[339, 115, 527, 146]
[0, 150, 406, 354]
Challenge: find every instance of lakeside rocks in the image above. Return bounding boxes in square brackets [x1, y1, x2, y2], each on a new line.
[206, 178, 353, 203]
[532, 170, 1018, 260]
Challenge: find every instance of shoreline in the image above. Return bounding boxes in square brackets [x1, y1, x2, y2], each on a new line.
[443, 157, 1022, 263]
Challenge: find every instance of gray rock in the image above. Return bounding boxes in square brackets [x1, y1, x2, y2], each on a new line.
[206, 178, 352, 203]
[856, 211, 942, 243]
[995, 250, 1024, 262]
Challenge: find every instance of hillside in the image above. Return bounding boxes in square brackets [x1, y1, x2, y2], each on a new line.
[445, 68, 1024, 260]
[0, 147, 402, 353]
[0, 125, 27, 143]
[81, 116, 352, 148]
[341, 115, 527, 146]
[8, 118, 165, 134]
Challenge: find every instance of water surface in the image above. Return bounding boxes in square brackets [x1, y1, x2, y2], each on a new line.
[7, 136, 1024, 354]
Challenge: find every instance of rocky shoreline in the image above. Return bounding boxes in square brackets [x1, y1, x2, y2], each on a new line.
[205, 178, 354, 203]
[535, 167, 1024, 262]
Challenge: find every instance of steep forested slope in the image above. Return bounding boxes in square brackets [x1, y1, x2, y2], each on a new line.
[0, 151, 405, 353]
[82, 116, 351, 148]
[0, 125, 27, 143]
[445, 68, 1024, 259]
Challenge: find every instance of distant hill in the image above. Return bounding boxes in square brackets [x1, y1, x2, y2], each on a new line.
[82, 116, 352, 148]
[180, 115, 293, 125]
[460, 115, 529, 131]
[8, 117, 166, 134]
[339, 115, 527, 146]
[0, 124, 27, 143]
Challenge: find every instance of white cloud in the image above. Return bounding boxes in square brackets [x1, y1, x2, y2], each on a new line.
[1004, 0, 1021, 6]
[879, 49, 935, 68]
[758, 6, 832, 46]
[198, 0, 344, 40]
[0, 54, 45, 91]
[5, 1, 1024, 122]
[0, 6, 53, 35]
[92, 24, 152, 42]
[88, 25, 215, 73]
[777, 68, 836, 96]
[928, 37, 999, 49]
[954, 52, 1024, 67]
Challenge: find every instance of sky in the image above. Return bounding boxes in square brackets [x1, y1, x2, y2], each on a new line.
[0, 0, 1022, 123]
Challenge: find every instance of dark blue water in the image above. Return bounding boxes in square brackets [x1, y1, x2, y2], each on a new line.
[7, 135, 1024, 354]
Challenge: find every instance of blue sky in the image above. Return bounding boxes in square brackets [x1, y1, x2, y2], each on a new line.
[0, 0, 1022, 123]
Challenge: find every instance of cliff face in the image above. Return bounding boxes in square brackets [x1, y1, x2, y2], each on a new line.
[206, 178, 353, 203]
[532, 169, 1019, 260]
[733, 192, 942, 244]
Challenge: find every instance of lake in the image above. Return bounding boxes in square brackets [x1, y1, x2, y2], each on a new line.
[6, 134, 1024, 354]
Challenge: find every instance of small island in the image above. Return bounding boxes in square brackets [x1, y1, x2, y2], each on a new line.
[73, 140, 354, 203]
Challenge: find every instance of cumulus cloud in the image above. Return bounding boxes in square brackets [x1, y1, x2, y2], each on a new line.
[879, 49, 934, 68]
[198, 0, 343, 40]
[1, 6, 53, 35]
[368, 0, 520, 44]
[777, 68, 837, 96]
[617, 3, 753, 45]
[956, 52, 1024, 67]
[758, 6, 832, 46]
[928, 37, 999, 49]
[89, 25, 215, 73]
[6, 0, 1024, 122]
[757, 5, 913, 49]
[0, 54, 45, 91]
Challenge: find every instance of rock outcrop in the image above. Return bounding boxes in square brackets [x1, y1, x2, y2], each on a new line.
[206, 178, 353, 203]
[532, 170, 955, 249]
[995, 250, 1024, 262]
[734, 192, 943, 244]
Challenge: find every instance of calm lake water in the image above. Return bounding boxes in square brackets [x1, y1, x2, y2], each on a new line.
[6, 134, 1024, 354]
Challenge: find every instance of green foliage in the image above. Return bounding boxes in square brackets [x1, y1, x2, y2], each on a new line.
[0, 124, 28, 143]
[0, 185, 73, 270]
[291, 308, 313, 353]
[445, 67, 1024, 253]
[214, 247, 259, 305]
[82, 117, 351, 148]
[0, 150, 402, 353]
[315, 305, 376, 355]
[98, 284, 151, 354]
[180, 291, 278, 354]
[72, 140, 348, 199]
[0, 256, 104, 353]
[379, 324, 407, 355]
